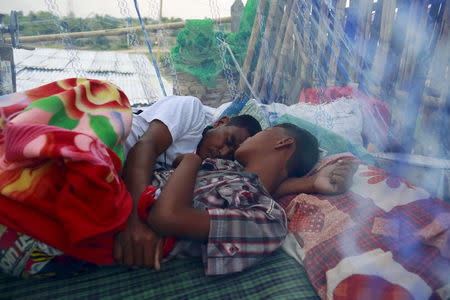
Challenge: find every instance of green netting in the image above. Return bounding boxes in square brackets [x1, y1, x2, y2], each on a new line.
[171, 0, 259, 87]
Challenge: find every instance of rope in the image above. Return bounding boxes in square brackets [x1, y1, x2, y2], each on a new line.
[133, 0, 167, 97]
[218, 38, 260, 102]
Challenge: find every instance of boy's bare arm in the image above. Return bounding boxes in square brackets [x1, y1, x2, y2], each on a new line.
[147, 153, 210, 240]
[114, 120, 173, 267]
[274, 159, 358, 198]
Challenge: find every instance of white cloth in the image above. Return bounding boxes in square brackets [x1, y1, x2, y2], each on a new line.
[125, 95, 209, 168]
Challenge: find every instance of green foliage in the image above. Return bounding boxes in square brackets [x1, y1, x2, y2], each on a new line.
[171, 19, 222, 87]
[170, 0, 259, 87]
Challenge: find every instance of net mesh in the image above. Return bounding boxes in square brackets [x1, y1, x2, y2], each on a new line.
[2, 0, 449, 162]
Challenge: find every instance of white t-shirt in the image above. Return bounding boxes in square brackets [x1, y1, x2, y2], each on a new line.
[125, 95, 209, 168]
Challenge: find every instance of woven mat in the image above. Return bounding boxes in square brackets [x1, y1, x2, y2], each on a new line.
[0, 249, 318, 300]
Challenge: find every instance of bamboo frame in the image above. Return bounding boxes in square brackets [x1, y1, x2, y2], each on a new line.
[241, 0, 449, 106]
[238, 0, 449, 156]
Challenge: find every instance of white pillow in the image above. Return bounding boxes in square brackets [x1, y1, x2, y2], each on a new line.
[211, 97, 364, 145]
[288, 97, 364, 145]
[212, 101, 232, 121]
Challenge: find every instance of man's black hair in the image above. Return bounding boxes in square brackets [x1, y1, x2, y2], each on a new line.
[226, 114, 262, 136]
[275, 123, 319, 177]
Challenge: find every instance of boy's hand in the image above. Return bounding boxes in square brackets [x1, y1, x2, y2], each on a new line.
[312, 159, 359, 195]
[114, 216, 162, 269]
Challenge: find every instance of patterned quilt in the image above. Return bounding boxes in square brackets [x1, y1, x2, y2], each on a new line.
[280, 154, 450, 300]
[0, 78, 133, 267]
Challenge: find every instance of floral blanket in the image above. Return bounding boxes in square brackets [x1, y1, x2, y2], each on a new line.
[280, 154, 450, 300]
[0, 78, 133, 265]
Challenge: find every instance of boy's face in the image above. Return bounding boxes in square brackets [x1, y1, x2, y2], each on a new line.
[234, 127, 287, 161]
[197, 125, 250, 160]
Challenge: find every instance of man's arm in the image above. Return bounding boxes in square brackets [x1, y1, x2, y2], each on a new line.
[147, 153, 210, 240]
[274, 159, 359, 198]
[114, 120, 172, 267]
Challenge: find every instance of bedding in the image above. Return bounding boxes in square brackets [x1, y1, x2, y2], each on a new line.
[299, 86, 392, 149]
[276, 114, 374, 165]
[0, 79, 319, 298]
[216, 98, 271, 129]
[2, 79, 447, 300]
[215, 97, 364, 145]
[287, 98, 364, 146]
[0, 249, 320, 299]
[279, 154, 450, 300]
[0, 78, 133, 265]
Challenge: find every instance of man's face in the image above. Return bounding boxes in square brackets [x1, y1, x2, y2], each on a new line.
[234, 127, 287, 162]
[197, 125, 250, 160]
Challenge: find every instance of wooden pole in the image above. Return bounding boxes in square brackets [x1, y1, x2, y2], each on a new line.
[327, 0, 346, 86]
[251, 0, 281, 94]
[428, 0, 450, 103]
[350, 0, 373, 85]
[297, 1, 313, 90]
[10, 17, 231, 43]
[370, 0, 396, 94]
[380, 0, 410, 97]
[397, 0, 428, 90]
[288, 37, 304, 104]
[401, 0, 437, 153]
[440, 3, 450, 105]
[314, 0, 332, 87]
[259, 0, 294, 100]
[270, 1, 296, 101]
[238, 0, 268, 93]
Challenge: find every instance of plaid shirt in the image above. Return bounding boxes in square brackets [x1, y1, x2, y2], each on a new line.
[153, 158, 288, 275]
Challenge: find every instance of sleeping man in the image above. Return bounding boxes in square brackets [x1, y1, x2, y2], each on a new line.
[116, 95, 357, 269]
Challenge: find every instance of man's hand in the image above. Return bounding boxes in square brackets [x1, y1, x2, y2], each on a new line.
[312, 159, 359, 194]
[114, 216, 163, 269]
[172, 153, 202, 168]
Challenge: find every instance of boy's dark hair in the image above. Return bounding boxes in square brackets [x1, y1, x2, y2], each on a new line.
[275, 123, 319, 177]
[227, 114, 262, 136]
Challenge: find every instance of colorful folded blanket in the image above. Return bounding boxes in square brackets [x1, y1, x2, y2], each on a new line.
[0, 78, 133, 265]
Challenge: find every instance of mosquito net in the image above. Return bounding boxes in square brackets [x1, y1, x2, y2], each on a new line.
[0, 0, 449, 298]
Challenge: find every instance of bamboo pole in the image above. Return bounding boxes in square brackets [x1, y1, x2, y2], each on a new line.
[428, 0, 450, 102]
[270, 1, 296, 100]
[237, 0, 268, 93]
[327, 0, 346, 86]
[259, 0, 294, 100]
[314, 0, 331, 86]
[370, 0, 396, 93]
[440, 3, 450, 105]
[401, 0, 439, 153]
[288, 37, 304, 104]
[10, 17, 231, 43]
[350, 0, 373, 85]
[397, 0, 428, 90]
[381, 0, 410, 97]
[251, 0, 281, 95]
[297, 1, 313, 90]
